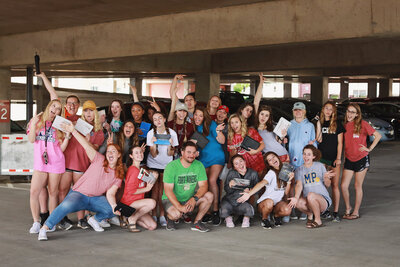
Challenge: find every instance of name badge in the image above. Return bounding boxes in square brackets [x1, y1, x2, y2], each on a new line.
[183, 184, 190, 191]
[353, 134, 360, 138]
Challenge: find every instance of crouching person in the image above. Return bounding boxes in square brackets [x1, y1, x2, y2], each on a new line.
[38, 122, 124, 240]
[162, 141, 213, 232]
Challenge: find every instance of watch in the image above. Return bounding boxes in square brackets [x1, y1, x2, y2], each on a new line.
[193, 196, 199, 202]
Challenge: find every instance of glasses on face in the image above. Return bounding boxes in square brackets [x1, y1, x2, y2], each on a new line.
[346, 110, 357, 114]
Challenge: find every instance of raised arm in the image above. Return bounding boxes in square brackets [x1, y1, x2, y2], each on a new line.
[129, 84, 139, 103]
[36, 72, 58, 100]
[253, 72, 265, 113]
[168, 75, 184, 122]
[61, 122, 97, 161]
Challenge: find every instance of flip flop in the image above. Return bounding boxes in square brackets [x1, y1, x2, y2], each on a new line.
[347, 214, 360, 220]
[307, 221, 324, 229]
[127, 223, 141, 233]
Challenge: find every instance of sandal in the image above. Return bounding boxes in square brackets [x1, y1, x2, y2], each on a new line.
[127, 223, 141, 233]
[306, 219, 314, 227]
[307, 221, 324, 229]
[347, 214, 360, 220]
[120, 216, 128, 229]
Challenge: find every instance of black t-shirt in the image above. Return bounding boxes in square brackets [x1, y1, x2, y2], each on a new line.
[318, 120, 345, 161]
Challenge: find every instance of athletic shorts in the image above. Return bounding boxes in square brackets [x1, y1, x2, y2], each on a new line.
[65, 168, 84, 174]
[162, 198, 188, 212]
[344, 155, 370, 172]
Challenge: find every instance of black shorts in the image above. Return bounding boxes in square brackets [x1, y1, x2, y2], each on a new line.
[344, 155, 370, 172]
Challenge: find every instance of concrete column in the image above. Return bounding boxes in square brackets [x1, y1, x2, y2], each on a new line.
[283, 79, 292, 98]
[195, 73, 220, 103]
[340, 80, 349, 99]
[379, 79, 393, 97]
[250, 81, 257, 96]
[129, 77, 143, 100]
[310, 77, 329, 106]
[0, 68, 11, 134]
[368, 79, 377, 98]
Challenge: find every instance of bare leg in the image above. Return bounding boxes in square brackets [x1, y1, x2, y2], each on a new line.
[341, 169, 354, 215]
[331, 163, 341, 213]
[158, 173, 165, 217]
[30, 171, 48, 222]
[258, 199, 274, 220]
[194, 192, 213, 223]
[128, 199, 156, 225]
[39, 187, 48, 214]
[58, 171, 73, 203]
[273, 201, 291, 217]
[47, 173, 61, 213]
[136, 214, 157, 230]
[306, 193, 328, 225]
[352, 169, 368, 216]
[295, 197, 313, 220]
[151, 171, 161, 217]
[207, 165, 223, 212]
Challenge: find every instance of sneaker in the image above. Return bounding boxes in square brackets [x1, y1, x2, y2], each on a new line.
[109, 216, 120, 226]
[29, 221, 41, 234]
[46, 225, 56, 232]
[58, 219, 73, 231]
[261, 219, 272, 229]
[225, 216, 235, 228]
[77, 218, 90, 229]
[212, 211, 221, 226]
[64, 216, 74, 225]
[87, 216, 104, 232]
[282, 216, 290, 223]
[290, 209, 298, 220]
[241, 217, 250, 228]
[274, 217, 282, 227]
[299, 213, 307, 221]
[99, 219, 111, 228]
[38, 228, 48, 241]
[166, 218, 176, 231]
[183, 214, 192, 224]
[332, 212, 341, 222]
[201, 213, 213, 223]
[159, 216, 167, 227]
[321, 210, 332, 219]
[191, 221, 210, 232]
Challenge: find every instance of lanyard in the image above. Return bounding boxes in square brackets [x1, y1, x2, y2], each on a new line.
[44, 122, 53, 150]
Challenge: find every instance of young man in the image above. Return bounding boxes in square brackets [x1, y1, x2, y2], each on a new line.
[162, 141, 213, 232]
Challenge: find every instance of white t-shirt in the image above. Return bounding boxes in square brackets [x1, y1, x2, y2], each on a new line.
[146, 128, 179, 169]
[257, 169, 285, 205]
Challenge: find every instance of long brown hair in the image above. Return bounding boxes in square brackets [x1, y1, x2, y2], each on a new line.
[206, 95, 222, 114]
[107, 99, 125, 123]
[255, 105, 274, 132]
[117, 120, 139, 151]
[228, 113, 247, 142]
[264, 151, 283, 188]
[194, 107, 212, 137]
[172, 109, 189, 143]
[238, 103, 256, 128]
[345, 103, 362, 134]
[320, 101, 338, 133]
[103, 144, 125, 179]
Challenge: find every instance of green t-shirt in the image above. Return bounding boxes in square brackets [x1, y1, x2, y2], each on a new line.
[162, 159, 207, 202]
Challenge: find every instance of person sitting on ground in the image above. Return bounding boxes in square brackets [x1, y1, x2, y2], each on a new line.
[288, 145, 335, 228]
[220, 155, 258, 228]
[37, 122, 124, 241]
[162, 141, 213, 232]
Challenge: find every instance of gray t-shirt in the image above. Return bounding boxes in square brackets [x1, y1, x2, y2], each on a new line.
[258, 129, 288, 156]
[295, 162, 332, 207]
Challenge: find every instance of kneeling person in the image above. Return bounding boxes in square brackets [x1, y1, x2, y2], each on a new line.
[162, 141, 213, 232]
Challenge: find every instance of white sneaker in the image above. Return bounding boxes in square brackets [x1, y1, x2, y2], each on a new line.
[225, 216, 235, 228]
[46, 225, 56, 232]
[87, 216, 104, 232]
[99, 219, 111, 228]
[109, 216, 120, 226]
[38, 228, 48, 241]
[29, 221, 41, 234]
[241, 217, 250, 228]
[159, 216, 167, 227]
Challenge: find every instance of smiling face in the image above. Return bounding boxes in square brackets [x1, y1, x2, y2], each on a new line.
[258, 110, 270, 126]
[230, 117, 242, 134]
[293, 109, 306, 121]
[83, 109, 95, 124]
[65, 96, 80, 116]
[193, 109, 204, 126]
[323, 103, 334, 120]
[152, 113, 166, 128]
[123, 122, 135, 138]
[48, 101, 62, 120]
[209, 96, 220, 109]
[346, 106, 358, 122]
[241, 105, 253, 119]
[111, 101, 122, 119]
[181, 145, 197, 163]
[176, 109, 188, 121]
[129, 146, 144, 163]
[266, 153, 280, 170]
[131, 104, 144, 123]
[106, 145, 121, 167]
[216, 109, 228, 123]
[233, 157, 247, 174]
[302, 148, 315, 165]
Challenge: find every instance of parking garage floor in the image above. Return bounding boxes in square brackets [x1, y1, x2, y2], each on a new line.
[0, 141, 399, 267]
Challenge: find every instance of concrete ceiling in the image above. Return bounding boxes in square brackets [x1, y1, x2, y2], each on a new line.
[0, 0, 266, 36]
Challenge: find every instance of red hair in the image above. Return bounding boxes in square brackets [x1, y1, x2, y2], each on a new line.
[103, 144, 125, 180]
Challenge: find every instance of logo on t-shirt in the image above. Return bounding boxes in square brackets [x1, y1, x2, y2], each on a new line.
[304, 172, 320, 184]
[322, 127, 330, 134]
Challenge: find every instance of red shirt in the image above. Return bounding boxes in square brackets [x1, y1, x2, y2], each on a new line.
[167, 120, 194, 151]
[120, 166, 146, 205]
[228, 128, 265, 172]
[344, 120, 375, 162]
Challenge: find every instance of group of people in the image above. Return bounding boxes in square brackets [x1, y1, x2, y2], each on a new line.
[28, 72, 381, 241]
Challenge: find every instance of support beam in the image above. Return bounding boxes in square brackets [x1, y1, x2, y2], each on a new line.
[368, 79, 378, 98]
[310, 77, 328, 106]
[130, 78, 143, 100]
[195, 73, 220, 103]
[283, 78, 292, 98]
[340, 80, 349, 99]
[379, 79, 393, 97]
[0, 68, 11, 134]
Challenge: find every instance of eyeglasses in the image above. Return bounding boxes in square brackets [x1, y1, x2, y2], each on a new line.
[67, 102, 79, 105]
[346, 110, 357, 114]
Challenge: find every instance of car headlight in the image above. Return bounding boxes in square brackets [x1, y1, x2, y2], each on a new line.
[373, 125, 382, 130]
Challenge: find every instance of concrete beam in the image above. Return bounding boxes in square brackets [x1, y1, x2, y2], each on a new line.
[368, 79, 378, 98]
[340, 80, 349, 99]
[379, 79, 393, 97]
[310, 77, 329, 106]
[2, 0, 400, 67]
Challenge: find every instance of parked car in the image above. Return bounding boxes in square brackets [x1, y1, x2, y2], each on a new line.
[366, 102, 400, 139]
[219, 91, 254, 114]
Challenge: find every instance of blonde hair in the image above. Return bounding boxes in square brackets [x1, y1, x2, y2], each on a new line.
[81, 108, 102, 132]
[345, 103, 362, 134]
[228, 113, 247, 142]
[36, 99, 64, 143]
[320, 101, 338, 133]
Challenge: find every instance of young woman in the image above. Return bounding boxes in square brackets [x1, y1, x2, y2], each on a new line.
[220, 155, 258, 228]
[237, 103, 256, 128]
[193, 107, 225, 225]
[116, 120, 140, 167]
[104, 99, 125, 133]
[288, 145, 335, 228]
[256, 105, 289, 162]
[227, 114, 265, 177]
[341, 103, 381, 220]
[207, 95, 222, 121]
[315, 101, 345, 222]
[38, 122, 125, 241]
[27, 100, 70, 234]
[237, 152, 293, 229]
[147, 112, 179, 227]
[58, 100, 105, 230]
[120, 146, 158, 232]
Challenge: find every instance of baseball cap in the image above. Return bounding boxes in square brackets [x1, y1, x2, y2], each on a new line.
[82, 100, 97, 111]
[292, 102, 306, 110]
[217, 105, 229, 114]
[175, 102, 189, 112]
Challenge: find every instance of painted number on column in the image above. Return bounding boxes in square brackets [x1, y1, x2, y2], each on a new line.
[0, 100, 10, 122]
